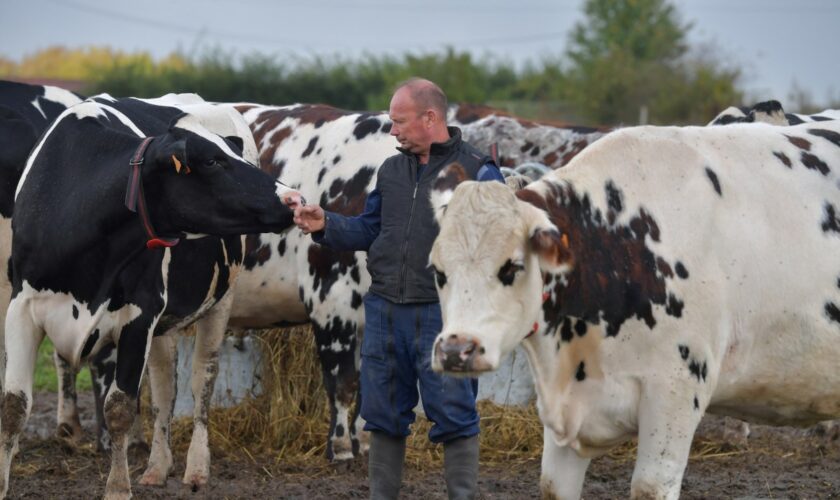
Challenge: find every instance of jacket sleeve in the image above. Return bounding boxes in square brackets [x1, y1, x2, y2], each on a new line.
[477, 161, 505, 183]
[311, 188, 381, 251]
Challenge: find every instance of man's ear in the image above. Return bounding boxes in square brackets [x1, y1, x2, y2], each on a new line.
[430, 162, 469, 224]
[518, 199, 573, 274]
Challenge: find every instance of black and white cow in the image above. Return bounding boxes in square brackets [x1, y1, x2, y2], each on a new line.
[709, 99, 840, 126]
[428, 118, 840, 499]
[0, 95, 297, 499]
[0, 80, 83, 395]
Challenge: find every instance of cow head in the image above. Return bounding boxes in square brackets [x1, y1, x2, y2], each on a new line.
[429, 169, 571, 374]
[140, 112, 296, 237]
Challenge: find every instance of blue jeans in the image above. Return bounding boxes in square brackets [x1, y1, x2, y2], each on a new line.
[359, 292, 480, 443]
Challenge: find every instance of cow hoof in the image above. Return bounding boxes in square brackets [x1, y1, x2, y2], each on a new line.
[139, 467, 168, 486]
[182, 473, 208, 491]
[56, 422, 83, 442]
[103, 488, 132, 500]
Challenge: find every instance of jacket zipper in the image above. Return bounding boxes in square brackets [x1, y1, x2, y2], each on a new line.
[398, 163, 420, 303]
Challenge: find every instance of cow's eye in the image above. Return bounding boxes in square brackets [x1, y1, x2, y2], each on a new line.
[204, 158, 221, 168]
[433, 266, 447, 288]
[498, 259, 524, 286]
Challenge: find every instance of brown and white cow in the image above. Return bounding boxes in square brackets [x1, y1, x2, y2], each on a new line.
[428, 118, 840, 499]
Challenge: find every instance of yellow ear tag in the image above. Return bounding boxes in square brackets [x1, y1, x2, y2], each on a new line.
[561, 233, 569, 248]
[173, 155, 182, 173]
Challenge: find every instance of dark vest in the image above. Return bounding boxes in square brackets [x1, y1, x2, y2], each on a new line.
[367, 127, 492, 303]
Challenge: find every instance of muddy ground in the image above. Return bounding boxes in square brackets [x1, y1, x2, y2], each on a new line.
[7, 391, 840, 499]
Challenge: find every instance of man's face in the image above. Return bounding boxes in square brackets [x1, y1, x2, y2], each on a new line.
[389, 89, 433, 157]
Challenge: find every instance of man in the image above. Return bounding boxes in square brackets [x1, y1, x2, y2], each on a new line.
[291, 78, 503, 499]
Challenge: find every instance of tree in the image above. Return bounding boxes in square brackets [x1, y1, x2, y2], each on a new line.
[563, 0, 742, 125]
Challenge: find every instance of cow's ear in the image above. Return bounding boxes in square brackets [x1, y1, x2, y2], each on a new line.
[431, 162, 469, 224]
[152, 134, 189, 174]
[519, 200, 573, 274]
[225, 135, 244, 154]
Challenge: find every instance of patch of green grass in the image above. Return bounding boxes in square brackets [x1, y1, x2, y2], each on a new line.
[34, 337, 93, 393]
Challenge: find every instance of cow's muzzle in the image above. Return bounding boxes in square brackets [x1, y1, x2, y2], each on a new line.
[433, 334, 493, 374]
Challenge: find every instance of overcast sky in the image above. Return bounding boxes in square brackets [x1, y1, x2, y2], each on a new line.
[2, 0, 838, 106]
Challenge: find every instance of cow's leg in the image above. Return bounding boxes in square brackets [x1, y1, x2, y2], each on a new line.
[104, 322, 158, 500]
[0, 299, 43, 499]
[183, 292, 233, 488]
[90, 343, 116, 452]
[630, 381, 702, 500]
[539, 426, 590, 500]
[54, 351, 83, 441]
[139, 334, 176, 486]
[312, 319, 360, 461]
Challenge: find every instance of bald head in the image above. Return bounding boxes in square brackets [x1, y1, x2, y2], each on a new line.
[393, 78, 448, 120]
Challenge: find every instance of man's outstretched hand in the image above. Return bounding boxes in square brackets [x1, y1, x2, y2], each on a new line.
[294, 205, 326, 234]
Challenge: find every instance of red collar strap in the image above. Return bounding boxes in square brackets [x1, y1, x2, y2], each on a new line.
[525, 291, 551, 339]
[125, 137, 180, 249]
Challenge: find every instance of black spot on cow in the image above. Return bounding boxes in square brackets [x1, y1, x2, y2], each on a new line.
[679, 344, 689, 360]
[705, 167, 722, 196]
[277, 238, 287, 257]
[80, 329, 100, 359]
[531, 146, 541, 157]
[350, 266, 361, 284]
[332, 155, 341, 165]
[72, 304, 79, 319]
[353, 117, 381, 140]
[574, 319, 587, 337]
[317, 168, 327, 184]
[335, 424, 345, 438]
[822, 203, 840, 234]
[773, 151, 792, 168]
[575, 361, 586, 381]
[434, 267, 447, 288]
[701, 361, 707, 381]
[302, 136, 319, 158]
[520, 141, 534, 153]
[605, 181, 623, 214]
[351, 291, 363, 310]
[560, 318, 574, 342]
[801, 152, 830, 176]
[786, 114, 805, 125]
[811, 116, 834, 122]
[309, 244, 362, 304]
[675, 262, 689, 279]
[666, 294, 684, 318]
[694, 396, 699, 410]
[497, 259, 522, 286]
[826, 302, 840, 325]
[809, 128, 840, 149]
[243, 234, 272, 270]
[380, 122, 392, 134]
[316, 147, 322, 155]
[688, 360, 702, 382]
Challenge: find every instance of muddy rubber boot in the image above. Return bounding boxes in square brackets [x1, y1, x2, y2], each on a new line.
[368, 431, 406, 500]
[443, 434, 479, 500]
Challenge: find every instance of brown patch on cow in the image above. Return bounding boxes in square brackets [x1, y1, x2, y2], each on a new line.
[233, 104, 257, 115]
[293, 105, 354, 127]
[103, 391, 136, 436]
[321, 166, 376, 216]
[1, 391, 28, 439]
[786, 135, 812, 151]
[542, 151, 559, 166]
[561, 139, 592, 165]
[251, 125, 292, 177]
[433, 162, 468, 194]
[773, 151, 792, 168]
[657, 257, 674, 278]
[531, 181, 681, 338]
